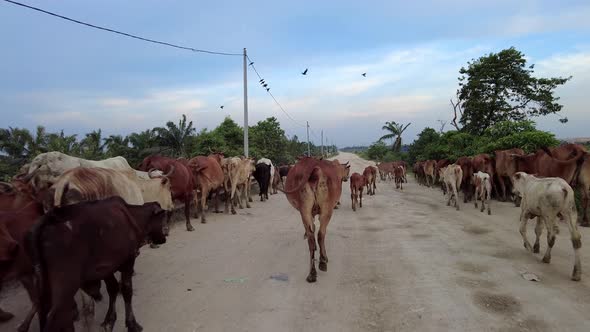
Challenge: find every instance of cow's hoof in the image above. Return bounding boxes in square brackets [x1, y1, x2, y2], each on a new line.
[101, 322, 115, 332]
[306, 274, 317, 283]
[231, 210, 237, 215]
[487, 210, 491, 215]
[149, 243, 160, 249]
[201, 220, 207, 224]
[0, 309, 14, 322]
[163, 227, 170, 236]
[456, 206, 460, 211]
[533, 244, 540, 253]
[542, 256, 551, 264]
[126, 321, 143, 332]
[186, 225, 195, 231]
[572, 266, 581, 281]
[319, 261, 327, 272]
[580, 221, 590, 227]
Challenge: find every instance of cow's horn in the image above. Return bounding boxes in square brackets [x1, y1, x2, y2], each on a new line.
[164, 165, 175, 178]
[20, 167, 39, 183]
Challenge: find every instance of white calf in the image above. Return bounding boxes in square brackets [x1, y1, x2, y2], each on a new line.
[473, 171, 492, 215]
[512, 172, 582, 281]
[442, 165, 463, 210]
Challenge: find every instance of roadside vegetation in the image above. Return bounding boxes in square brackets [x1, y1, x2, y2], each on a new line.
[0, 116, 337, 180]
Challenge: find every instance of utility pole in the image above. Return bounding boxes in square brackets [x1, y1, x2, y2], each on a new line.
[243, 48, 249, 157]
[321, 130, 324, 157]
[306, 121, 311, 156]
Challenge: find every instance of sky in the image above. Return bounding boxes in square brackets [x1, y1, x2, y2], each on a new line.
[0, 0, 589, 148]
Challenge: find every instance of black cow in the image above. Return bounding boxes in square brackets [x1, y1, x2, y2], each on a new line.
[27, 197, 167, 332]
[253, 163, 271, 201]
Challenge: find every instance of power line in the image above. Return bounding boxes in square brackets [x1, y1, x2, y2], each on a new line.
[246, 55, 306, 128]
[2, 0, 242, 56]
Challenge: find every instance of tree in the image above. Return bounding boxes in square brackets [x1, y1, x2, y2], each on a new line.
[379, 121, 411, 152]
[457, 47, 570, 134]
[249, 117, 288, 163]
[104, 134, 130, 158]
[154, 114, 196, 157]
[80, 129, 106, 160]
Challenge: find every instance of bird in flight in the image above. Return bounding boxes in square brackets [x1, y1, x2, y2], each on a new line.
[302, 68, 308, 75]
[362, 73, 366, 77]
[220, 105, 224, 109]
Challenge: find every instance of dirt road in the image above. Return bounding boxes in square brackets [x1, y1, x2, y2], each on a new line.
[2, 152, 590, 331]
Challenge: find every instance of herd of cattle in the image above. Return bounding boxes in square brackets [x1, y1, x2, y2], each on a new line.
[412, 143, 588, 282]
[0, 151, 295, 331]
[0, 143, 588, 331]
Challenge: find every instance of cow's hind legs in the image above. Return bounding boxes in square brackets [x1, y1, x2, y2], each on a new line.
[121, 264, 143, 332]
[564, 210, 582, 280]
[519, 212, 533, 252]
[101, 274, 120, 332]
[533, 217, 543, 253]
[301, 214, 317, 283]
[542, 217, 556, 264]
[318, 211, 332, 272]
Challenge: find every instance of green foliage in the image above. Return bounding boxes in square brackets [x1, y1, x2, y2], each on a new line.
[406, 121, 559, 164]
[0, 114, 336, 179]
[458, 47, 570, 134]
[379, 121, 411, 152]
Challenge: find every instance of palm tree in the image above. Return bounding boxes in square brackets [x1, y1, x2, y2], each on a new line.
[46, 130, 79, 155]
[104, 134, 130, 157]
[80, 129, 106, 160]
[154, 114, 196, 157]
[379, 121, 411, 152]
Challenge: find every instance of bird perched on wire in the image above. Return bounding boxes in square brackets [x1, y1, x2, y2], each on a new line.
[259, 79, 265, 83]
[263, 84, 268, 88]
[266, 88, 270, 92]
[362, 73, 366, 77]
[220, 105, 224, 109]
[249, 61, 254, 66]
[302, 68, 308, 75]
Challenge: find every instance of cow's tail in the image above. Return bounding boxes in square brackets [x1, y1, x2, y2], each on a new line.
[277, 166, 319, 194]
[25, 213, 51, 329]
[52, 181, 70, 208]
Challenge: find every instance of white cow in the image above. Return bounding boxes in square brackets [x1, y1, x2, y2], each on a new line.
[473, 171, 492, 215]
[512, 172, 582, 281]
[257, 158, 277, 194]
[20, 151, 134, 191]
[441, 165, 463, 210]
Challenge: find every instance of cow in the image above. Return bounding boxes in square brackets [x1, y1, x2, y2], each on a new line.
[435, 159, 451, 191]
[512, 172, 582, 281]
[21, 152, 134, 193]
[441, 165, 463, 210]
[331, 160, 351, 208]
[376, 162, 393, 181]
[473, 171, 492, 215]
[257, 158, 277, 194]
[511, 147, 585, 185]
[362, 166, 377, 196]
[494, 148, 525, 202]
[28, 197, 167, 331]
[272, 166, 281, 194]
[278, 165, 292, 184]
[221, 157, 255, 214]
[455, 157, 474, 203]
[0, 202, 44, 331]
[472, 154, 496, 198]
[544, 144, 590, 227]
[414, 161, 426, 185]
[350, 173, 366, 211]
[282, 157, 349, 282]
[253, 163, 271, 202]
[423, 160, 436, 187]
[138, 155, 195, 232]
[188, 153, 225, 225]
[394, 166, 404, 190]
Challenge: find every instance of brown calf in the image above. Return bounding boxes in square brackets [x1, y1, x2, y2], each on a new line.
[362, 166, 377, 195]
[350, 173, 366, 211]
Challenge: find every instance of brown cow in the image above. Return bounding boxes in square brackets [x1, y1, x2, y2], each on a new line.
[188, 153, 225, 225]
[350, 173, 366, 211]
[545, 144, 590, 226]
[0, 202, 44, 331]
[494, 148, 525, 202]
[332, 160, 351, 208]
[30, 197, 167, 331]
[362, 166, 377, 196]
[138, 155, 195, 232]
[512, 148, 585, 184]
[455, 157, 474, 202]
[282, 157, 348, 282]
[423, 160, 436, 187]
